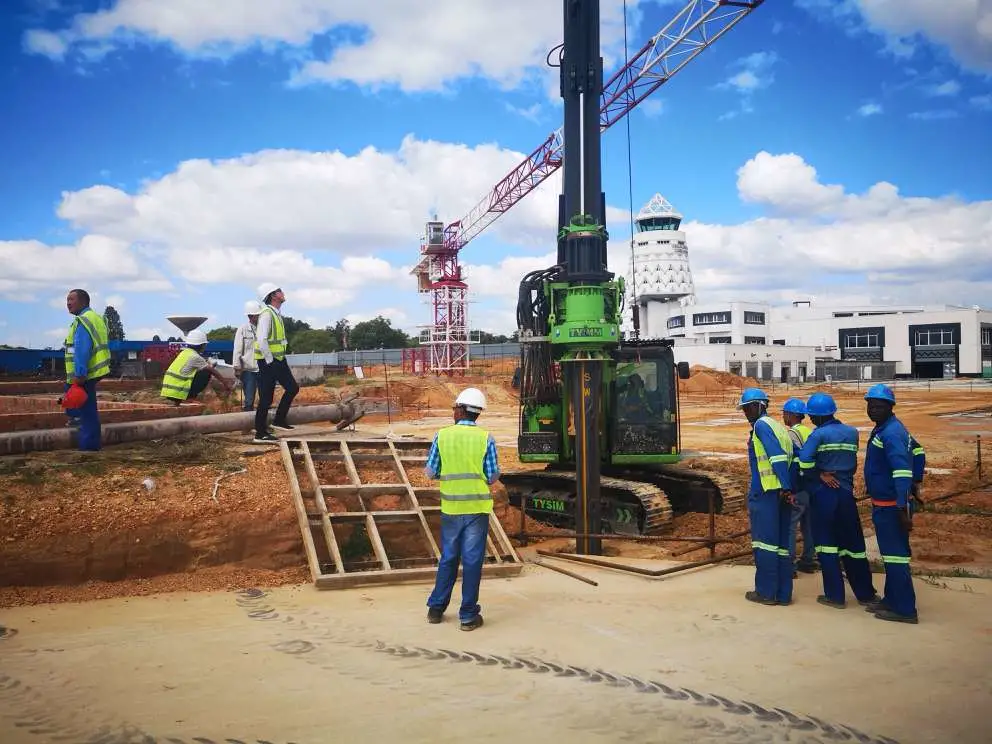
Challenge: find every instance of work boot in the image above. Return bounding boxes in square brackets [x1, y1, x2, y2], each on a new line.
[272, 421, 295, 431]
[744, 591, 777, 606]
[864, 598, 890, 613]
[875, 609, 918, 624]
[857, 594, 882, 607]
[252, 432, 279, 444]
[460, 615, 484, 631]
[816, 595, 846, 610]
[427, 608, 443, 624]
[796, 561, 818, 574]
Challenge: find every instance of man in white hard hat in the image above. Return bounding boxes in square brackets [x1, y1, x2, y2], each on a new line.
[233, 300, 262, 411]
[160, 330, 233, 405]
[252, 283, 299, 444]
[424, 387, 499, 631]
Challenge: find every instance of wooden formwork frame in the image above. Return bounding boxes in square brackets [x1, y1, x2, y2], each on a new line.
[280, 437, 523, 589]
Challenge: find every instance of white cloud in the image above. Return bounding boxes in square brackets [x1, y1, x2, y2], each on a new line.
[716, 51, 777, 93]
[23, 0, 649, 92]
[505, 103, 543, 123]
[104, 294, 126, 309]
[971, 93, 992, 110]
[908, 109, 960, 120]
[857, 102, 883, 116]
[800, 0, 992, 75]
[927, 80, 962, 96]
[638, 99, 665, 118]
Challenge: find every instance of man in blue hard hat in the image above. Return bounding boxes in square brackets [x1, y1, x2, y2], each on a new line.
[797, 392, 879, 610]
[737, 387, 795, 606]
[782, 398, 817, 575]
[863, 384, 918, 623]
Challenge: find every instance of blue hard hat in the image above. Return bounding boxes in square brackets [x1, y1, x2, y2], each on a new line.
[864, 383, 896, 404]
[782, 397, 807, 415]
[806, 392, 837, 417]
[737, 387, 769, 409]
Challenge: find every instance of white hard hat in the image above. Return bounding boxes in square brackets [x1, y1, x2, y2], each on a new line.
[184, 330, 208, 346]
[455, 387, 486, 413]
[244, 300, 262, 315]
[257, 282, 281, 302]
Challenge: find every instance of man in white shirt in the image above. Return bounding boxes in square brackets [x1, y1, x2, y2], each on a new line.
[233, 301, 261, 411]
[253, 283, 300, 444]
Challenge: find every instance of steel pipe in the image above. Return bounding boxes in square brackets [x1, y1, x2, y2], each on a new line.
[0, 402, 361, 455]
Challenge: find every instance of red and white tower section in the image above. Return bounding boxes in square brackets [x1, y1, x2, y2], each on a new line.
[411, 220, 475, 376]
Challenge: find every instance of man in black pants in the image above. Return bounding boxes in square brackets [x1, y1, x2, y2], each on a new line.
[253, 283, 299, 444]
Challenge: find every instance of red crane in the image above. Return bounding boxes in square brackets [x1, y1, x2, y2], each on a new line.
[410, 0, 765, 375]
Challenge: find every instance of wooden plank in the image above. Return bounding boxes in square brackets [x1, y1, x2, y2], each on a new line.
[321, 484, 409, 496]
[314, 562, 524, 590]
[279, 442, 323, 583]
[388, 440, 441, 559]
[310, 453, 394, 462]
[301, 440, 345, 574]
[365, 513, 391, 571]
[323, 509, 421, 521]
[338, 440, 363, 487]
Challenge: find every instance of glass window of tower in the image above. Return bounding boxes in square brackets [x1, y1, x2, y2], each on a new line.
[636, 216, 681, 232]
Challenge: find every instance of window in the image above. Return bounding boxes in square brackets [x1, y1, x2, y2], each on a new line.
[744, 311, 765, 325]
[915, 328, 954, 346]
[833, 312, 853, 318]
[745, 336, 766, 345]
[982, 327, 992, 346]
[845, 331, 879, 349]
[667, 315, 685, 329]
[709, 336, 732, 344]
[773, 339, 786, 346]
[692, 311, 731, 326]
[615, 360, 673, 424]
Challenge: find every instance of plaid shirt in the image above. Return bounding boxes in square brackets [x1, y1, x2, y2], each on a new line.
[425, 420, 500, 484]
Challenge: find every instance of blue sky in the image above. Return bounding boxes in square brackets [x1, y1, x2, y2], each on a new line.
[1, 0, 991, 347]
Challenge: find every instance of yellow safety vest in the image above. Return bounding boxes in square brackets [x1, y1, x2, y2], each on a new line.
[792, 422, 813, 446]
[253, 306, 287, 361]
[752, 415, 794, 492]
[160, 348, 200, 402]
[64, 308, 111, 383]
[437, 424, 494, 515]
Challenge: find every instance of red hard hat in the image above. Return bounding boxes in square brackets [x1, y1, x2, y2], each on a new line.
[61, 384, 88, 409]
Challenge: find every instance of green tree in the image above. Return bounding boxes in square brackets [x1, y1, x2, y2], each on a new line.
[103, 306, 125, 341]
[289, 328, 336, 353]
[206, 325, 238, 342]
[349, 316, 411, 350]
[478, 331, 511, 344]
[282, 316, 311, 338]
[329, 319, 351, 350]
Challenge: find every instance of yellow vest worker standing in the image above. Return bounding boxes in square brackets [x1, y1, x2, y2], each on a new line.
[63, 288, 111, 451]
[252, 283, 300, 444]
[425, 387, 499, 631]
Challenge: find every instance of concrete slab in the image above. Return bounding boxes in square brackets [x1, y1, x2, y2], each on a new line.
[1, 565, 988, 744]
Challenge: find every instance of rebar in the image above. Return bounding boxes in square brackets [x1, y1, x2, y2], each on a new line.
[535, 548, 753, 578]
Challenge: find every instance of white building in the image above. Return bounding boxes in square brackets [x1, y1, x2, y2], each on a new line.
[671, 338, 818, 384]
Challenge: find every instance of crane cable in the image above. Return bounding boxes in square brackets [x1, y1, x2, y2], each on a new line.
[622, 0, 639, 341]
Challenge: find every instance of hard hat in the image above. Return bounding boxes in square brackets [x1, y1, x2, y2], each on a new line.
[736, 387, 769, 409]
[244, 300, 262, 315]
[806, 392, 837, 417]
[257, 282, 281, 302]
[184, 330, 208, 346]
[864, 383, 896, 404]
[455, 387, 487, 413]
[782, 397, 807, 415]
[61, 383, 88, 410]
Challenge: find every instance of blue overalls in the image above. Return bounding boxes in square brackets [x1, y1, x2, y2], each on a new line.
[746, 415, 794, 603]
[865, 416, 917, 618]
[798, 419, 877, 604]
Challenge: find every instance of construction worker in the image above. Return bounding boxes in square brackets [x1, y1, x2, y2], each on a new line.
[797, 391, 879, 610]
[160, 330, 233, 404]
[737, 387, 794, 606]
[233, 300, 262, 411]
[253, 283, 299, 444]
[910, 434, 926, 509]
[863, 384, 919, 624]
[63, 288, 111, 451]
[425, 387, 499, 631]
[782, 397, 817, 574]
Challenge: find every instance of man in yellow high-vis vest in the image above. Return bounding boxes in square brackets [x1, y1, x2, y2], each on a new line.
[63, 288, 111, 451]
[425, 387, 499, 631]
[738, 387, 795, 606]
[252, 283, 299, 445]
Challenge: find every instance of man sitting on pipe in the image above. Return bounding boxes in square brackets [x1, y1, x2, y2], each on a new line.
[160, 330, 233, 406]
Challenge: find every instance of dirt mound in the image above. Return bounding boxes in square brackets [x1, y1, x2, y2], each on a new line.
[682, 371, 726, 394]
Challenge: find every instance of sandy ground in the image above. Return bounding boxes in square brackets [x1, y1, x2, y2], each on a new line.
[1, 565, 990, 744]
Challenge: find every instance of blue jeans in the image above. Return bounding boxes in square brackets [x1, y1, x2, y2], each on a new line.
[427, 512, 489, 623]
[65, 379, 101, 451]
[240, 370, 258, 410]
[790, 491, 816, 566]
[747, 490, 793, 603]
[872, 506, 917, 617]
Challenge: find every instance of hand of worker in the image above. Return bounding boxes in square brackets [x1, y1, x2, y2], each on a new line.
[899, 508, 913, 533]
[73, 376, 86, 387]
[780, 489, 795, 506]
[233, 369, 242, 378]
[820, 471, 840, 489]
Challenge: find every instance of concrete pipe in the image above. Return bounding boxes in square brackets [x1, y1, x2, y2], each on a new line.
[0, 402, 361, 456]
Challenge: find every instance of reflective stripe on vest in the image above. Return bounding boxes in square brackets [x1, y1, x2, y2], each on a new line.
[160, 348, 200, 401]
[792, 423, 812, 446]
[64, 308, 111, 383]
[752, 415, 794, 492]
[437, 424, 493, 515]
[253, 306, 287, 360]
